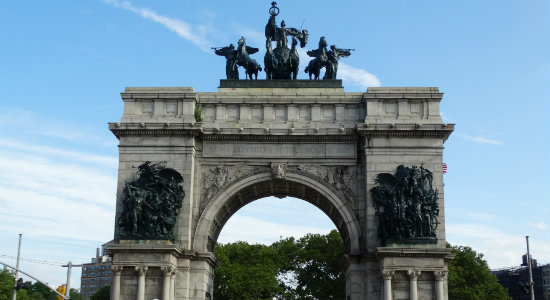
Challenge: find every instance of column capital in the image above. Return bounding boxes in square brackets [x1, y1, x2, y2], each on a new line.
[171, 269, 178, 278]
[135, 265, 148, 275]
[434, 270, 448, 281]
[408, 270, 421, 280]
[161, 265, 176, 276]
[381, 269, 395, 280]
[111, 265, 124, 275]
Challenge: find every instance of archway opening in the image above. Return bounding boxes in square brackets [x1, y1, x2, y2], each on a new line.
[194, 174, 363, 300]
[218, 196, 336, 244]
[214, 196, 347, 300]
[200, 177, 360, 255]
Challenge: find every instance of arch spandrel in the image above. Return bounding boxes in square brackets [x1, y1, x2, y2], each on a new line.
[192, 168, 363, 255]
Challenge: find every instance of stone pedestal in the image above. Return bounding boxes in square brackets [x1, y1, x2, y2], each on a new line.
[106, 242, 183, 300]
[377, 247, 455, 300]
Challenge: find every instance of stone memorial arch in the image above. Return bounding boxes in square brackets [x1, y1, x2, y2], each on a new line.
[106, 80, 455, 300]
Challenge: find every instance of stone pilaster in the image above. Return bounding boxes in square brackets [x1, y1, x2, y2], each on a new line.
[110, 266, 123, 300]
[407, 270, 421, 300]
[382, 270, 395, 300]
[135, 266, 148, 300]
[434, 271, 448, 300]
[170, 269, 178, 300]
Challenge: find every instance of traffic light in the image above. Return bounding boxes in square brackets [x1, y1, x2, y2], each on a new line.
[14, 278, 31, 291]
[56, 285, 66, 300]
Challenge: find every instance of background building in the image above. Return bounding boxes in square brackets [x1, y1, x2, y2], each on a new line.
[493, 254, 550, 300]
[80, 245, 111, 300]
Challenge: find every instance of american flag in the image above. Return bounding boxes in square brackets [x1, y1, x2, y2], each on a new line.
[442, 163, 447, 174]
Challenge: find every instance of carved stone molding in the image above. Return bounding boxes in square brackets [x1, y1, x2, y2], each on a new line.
[135, 265, 148, 275]
[111, 265, 124, 275]
[408, 270, 422, 280]
[161, 265, 176, 276]
[434, 270, 448, 281]
[294, 165, 356, 205]
[171, 269, 179, 277]
[199, 163, 357, 216]
[297, 165, 329, 181]
[200, 165, 268, 213]
[381, 270, 395, 280]
[271, 162, 287, 179]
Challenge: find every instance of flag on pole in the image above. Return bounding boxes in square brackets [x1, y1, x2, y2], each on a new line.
[442, 163, 447, 174]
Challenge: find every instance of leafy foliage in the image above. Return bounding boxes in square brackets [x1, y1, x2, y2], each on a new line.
[274, 230, 345, 300]
[69, 288, 82, 300]
[447, 244, 512, 300]
[214, 242, 282, 300]
[215, 230, 346, 300]
[28, 282, 56, 300]
[0, 268, 58, 300]
[194, 105, 202, 122]
[90, 285, 110, 300]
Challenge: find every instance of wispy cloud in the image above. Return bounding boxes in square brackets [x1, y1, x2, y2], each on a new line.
[459, 133, 503, 145]
[0, 108, 116, 148]
[0, 138, 117, 167]
[338, 62, 381, 89]
[103, 0, 211, 51]
[526, 222, 548, 230]
[0, 137, 117, 288]
[447, 223, 550, 268]
[102, 1, 382, 86]
[296, 48, 381, 89]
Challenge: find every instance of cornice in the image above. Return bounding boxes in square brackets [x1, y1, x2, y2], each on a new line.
[376, 247, 455, 260]
[109, 122, 202, 139]
[106, 243, 184, 256]
[200, 134, 358, 142]
[357, 123, 454, 142]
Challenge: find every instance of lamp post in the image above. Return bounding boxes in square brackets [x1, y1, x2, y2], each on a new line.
[526, 236, 534, 300]
[12, 234, 22, 300]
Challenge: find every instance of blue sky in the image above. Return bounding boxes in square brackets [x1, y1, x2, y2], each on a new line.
[1, 0, 548, 290]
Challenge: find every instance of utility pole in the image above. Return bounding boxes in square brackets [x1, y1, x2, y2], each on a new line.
[12, 234, 22, 300]
[526, 236, 535, 300]
[62, 261, 82, 299]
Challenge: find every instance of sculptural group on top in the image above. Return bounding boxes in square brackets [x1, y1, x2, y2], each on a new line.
[213, 2, 353, 80]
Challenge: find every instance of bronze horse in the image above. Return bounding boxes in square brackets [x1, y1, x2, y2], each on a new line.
[236, 37, 262, 80]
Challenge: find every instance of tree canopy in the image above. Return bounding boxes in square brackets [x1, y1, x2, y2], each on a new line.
[447, 244, 512, 300]
[90, 285, 110, 300]
[0, 268, 67, 300]
[213, 234, 514, 300]
[214, 241, 283, 300]
[214, 230, 346, 300]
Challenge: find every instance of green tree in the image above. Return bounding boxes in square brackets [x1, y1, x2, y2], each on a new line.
[27, 282, 56, 300]
[69, 288, 82, 300]
[90, 286, 110, 300]
[214, 241, 283, 300]
[448, 244, 512, 300]
[0, 268, 14, 300]
[292, 230, 345, 300]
